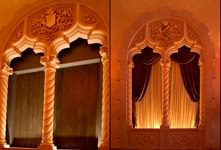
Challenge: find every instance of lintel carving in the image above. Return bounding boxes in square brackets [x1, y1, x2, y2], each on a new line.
[149, 18, 184, 49]
[31, 7, 74, 42]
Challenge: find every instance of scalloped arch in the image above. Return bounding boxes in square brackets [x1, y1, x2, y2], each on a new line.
[1, 0, 108, 65]
[128, 16, 203, 60]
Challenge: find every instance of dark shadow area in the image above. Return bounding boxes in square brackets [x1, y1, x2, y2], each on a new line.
[54, 136, 98, 150]
[10, 138, 41, 148]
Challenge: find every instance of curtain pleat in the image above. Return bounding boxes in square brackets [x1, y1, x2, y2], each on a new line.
[135, 62, 162, 128]
[169, 61, 198, 128]
[132, 47, 161, 127]
[170, 46, 200, 102]
[54, 63, 101, 137]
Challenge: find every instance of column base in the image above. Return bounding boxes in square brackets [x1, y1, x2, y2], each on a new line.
[0, 143, 9, 150]
[38, 143, 57, 150]
[160, 124, 169, 129]
[98, 142, 109, 150]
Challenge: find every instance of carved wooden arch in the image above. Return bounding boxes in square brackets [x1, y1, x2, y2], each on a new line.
[128, 17, 203, 59]
[127, 16, 205, 128]
[2, 2, 108, 64]
[0, 1, 109, 150]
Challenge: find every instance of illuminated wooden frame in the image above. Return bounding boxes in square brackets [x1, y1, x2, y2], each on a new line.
[126, 17, 205, 149]
[0, 1, 109, 150]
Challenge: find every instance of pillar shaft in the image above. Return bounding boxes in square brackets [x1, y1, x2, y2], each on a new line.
[198, 59, 205, 128]
[160, 59, 171, 128]
[0, 64, 12, 148]
[39, 56, 59, 150]
[99, 47, 110, 150]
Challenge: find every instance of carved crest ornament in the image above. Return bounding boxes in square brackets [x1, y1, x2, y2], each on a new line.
[149, 19, 184, 49]
[31, 7, 73, 42]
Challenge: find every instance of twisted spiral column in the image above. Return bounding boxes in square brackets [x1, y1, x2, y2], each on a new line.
[160, 59, 171, 128]
[99, 47, 110, 150]
[38, 56, 59, 150]
[127, 60, 134, 129]
[198, 58, 205, 128]
[0, 64, 12, 149]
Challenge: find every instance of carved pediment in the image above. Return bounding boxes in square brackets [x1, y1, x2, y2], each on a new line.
[31, 7, 74, 42]
[149, 18, 184, 49]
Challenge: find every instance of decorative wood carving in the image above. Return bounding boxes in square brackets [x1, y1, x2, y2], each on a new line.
[79, 5, 100, 28]
[129, 131, 160, 147]
[0, 64, 12, 147]
[171, 132, 198, 146]
[84, 14, 96, 25]
[186, 24, 202, 45]
[99, 46, 110, 150]
[6, 22, 24, 48]
[31, 7, 74, 42]
[149, 18, 184, 49]
[129, 26, 146, 50]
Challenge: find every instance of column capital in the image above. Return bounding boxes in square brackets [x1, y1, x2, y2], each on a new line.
[198, 58, 204, 67]
[160, 58, 171, 68]
[0, 64, 13, 76]
[40, 56, 60, 68]
[99, 46, 109, 62]
[128, 59, 134, 69]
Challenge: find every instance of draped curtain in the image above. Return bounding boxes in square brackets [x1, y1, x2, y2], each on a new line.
[132, 47, 161, 127]
[135, 61, 162, 128]
[170, 46, 200, 128]
[54, 63, 101, 148]
[169, 61, 198, 128]
[7, 72, 44, 147]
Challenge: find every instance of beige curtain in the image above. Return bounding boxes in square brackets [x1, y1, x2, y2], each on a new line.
[169, 61, 198, 128]
[135, 62, 162, 128]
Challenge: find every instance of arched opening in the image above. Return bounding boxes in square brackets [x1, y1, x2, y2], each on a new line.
[7, 49, 44, 147]
[0, 1, 109, 150]
[131, 46, 162, 128]
[169, 46, 200, 128]
[126, 16, 205, 149]
[53, 38, 102, 149]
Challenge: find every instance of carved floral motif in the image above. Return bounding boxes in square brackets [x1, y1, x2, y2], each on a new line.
[149, 19, 184, 49]
[129, 26, 146, 49]
[13, 30, 23, 42]
[186, 25, 202, 45]
[84, 14, 96, 24]
[31, 7, 73, 42]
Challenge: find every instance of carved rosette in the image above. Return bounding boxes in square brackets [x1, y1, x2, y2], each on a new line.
[129, 26, 146, 50]
[186, 25, 202, 45]
[79, 5, 97, 25]
[84, 14, 96, 25]
[31, 7, 74, 42]
[149, 18, 184, 49]
[6, 22, 24, 48]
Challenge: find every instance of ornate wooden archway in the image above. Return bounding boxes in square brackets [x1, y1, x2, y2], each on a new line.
[126, 17, 205, 149]
[0, 1, 109, 150]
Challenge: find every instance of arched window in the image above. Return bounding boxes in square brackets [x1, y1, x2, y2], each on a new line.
[127, 18, 204, 130]
[132, 47, 162, 128]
